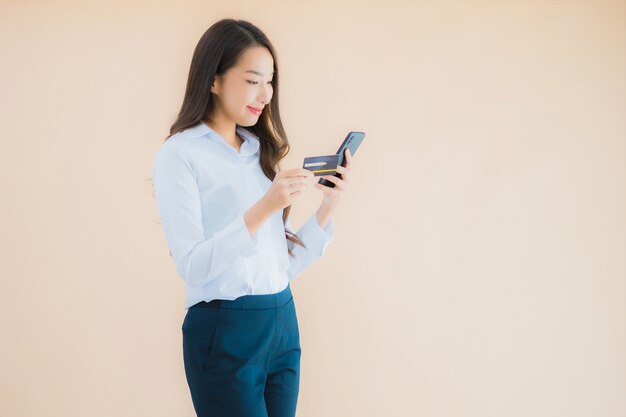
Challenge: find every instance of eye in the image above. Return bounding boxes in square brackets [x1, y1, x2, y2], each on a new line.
[247, 80, 274, 85]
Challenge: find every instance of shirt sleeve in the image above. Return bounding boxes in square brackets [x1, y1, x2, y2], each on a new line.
[152, 141, 259, 287]
[284, 212, 334, 282]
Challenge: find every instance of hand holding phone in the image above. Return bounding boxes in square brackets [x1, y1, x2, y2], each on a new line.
[317, 131, 365, 188]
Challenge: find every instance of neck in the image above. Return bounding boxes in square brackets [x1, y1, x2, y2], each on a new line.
[204, 118, 242, 150]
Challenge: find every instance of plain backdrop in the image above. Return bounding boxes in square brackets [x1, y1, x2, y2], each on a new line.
[1, 1, 624, 416]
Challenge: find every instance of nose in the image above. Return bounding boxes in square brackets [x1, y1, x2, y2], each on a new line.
[259, 84, 272, 104]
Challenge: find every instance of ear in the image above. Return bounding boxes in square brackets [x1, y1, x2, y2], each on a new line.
[210, 74, 221, 96]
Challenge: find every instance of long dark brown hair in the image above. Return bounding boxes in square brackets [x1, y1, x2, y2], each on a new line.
[160, 18, 306, 257]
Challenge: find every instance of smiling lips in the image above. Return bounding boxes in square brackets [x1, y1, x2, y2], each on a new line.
[247, 106, 262, 115]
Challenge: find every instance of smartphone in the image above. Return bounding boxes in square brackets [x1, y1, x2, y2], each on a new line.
[318, 131, 366, 188]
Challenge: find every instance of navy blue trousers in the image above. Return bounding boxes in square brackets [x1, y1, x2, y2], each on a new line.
[182, 283, 301, 417]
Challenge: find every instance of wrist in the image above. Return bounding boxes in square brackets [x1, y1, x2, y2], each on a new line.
[245, 197, 274, 236]
[256, 195, 275, 218]
[320, 199, 338, 211]
[316, 203, 335, 229]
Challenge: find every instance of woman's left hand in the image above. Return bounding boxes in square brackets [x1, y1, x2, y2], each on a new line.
[314, 148, 352, 208]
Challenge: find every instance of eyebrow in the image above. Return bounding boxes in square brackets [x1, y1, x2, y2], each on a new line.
[245, 70, 274, 76]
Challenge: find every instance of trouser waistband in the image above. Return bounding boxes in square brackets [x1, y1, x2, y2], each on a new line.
[191, 283, 293, 310]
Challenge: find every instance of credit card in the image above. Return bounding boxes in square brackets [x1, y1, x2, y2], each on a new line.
[302, 154, 340, 176]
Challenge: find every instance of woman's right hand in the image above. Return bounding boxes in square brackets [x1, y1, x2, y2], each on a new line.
[262, 168, 315, 213]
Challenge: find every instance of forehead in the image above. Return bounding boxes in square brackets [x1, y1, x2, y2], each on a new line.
[235, 46, 275, 76]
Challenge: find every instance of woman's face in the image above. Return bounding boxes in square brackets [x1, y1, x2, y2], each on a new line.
[211, 46, 274, 126]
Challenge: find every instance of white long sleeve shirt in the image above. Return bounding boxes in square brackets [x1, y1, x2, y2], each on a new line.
[151, 121, 334, 309]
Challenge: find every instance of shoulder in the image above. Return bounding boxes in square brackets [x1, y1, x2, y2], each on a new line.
[154, 133, 186, 160]
[152, 133, 195, 176]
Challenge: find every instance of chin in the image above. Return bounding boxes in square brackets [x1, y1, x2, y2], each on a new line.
[238, 117, 259, 127]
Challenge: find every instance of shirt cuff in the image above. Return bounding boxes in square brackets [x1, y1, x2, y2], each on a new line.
[213, 213, 259, 258]
[299, 213, 334, 257]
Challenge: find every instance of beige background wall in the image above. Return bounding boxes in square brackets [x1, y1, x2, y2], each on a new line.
[1, 1, 624, 416]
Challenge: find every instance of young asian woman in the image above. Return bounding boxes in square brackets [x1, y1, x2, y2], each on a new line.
[151, 18, 353, 417]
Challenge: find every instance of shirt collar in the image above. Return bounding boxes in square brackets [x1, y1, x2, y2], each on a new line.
[185, 121, 260, 156]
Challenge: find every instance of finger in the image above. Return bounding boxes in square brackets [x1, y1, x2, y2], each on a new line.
[284, 168, 314, 178]
[344, 148, 352, 169]
[298, 168, 314, 178]
[335, 165, 350, 180]
[289, 184, 310, 194]
[315, 182, 336, 193]
[321, 175, 344, 190]
[286, 177, 309, 188]
[318, 184, 341, 196]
